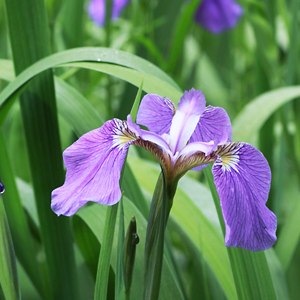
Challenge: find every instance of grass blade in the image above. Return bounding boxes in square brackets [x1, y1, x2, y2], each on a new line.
[4, 0, 79, 298]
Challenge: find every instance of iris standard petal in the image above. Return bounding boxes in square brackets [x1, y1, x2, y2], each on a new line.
[212, 143, 277, 251]
[169, 89, 206, 154]
[136, 94, 175, 135]
[195, 0, 243, 34]
[190, 106, 232, 145]
[51, 119, 137, 216]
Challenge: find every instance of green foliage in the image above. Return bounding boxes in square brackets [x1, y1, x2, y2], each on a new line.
[0, 0, 299, 299]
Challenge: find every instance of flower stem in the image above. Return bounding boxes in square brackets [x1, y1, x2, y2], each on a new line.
[143, 171, 177, 300]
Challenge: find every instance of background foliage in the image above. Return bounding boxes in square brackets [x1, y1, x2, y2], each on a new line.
[0, 0, 299, 299]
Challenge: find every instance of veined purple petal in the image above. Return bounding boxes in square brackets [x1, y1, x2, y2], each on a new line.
[195, 0, 243, 34]
[136, 94, 175, 135]
[51, 119, 137, 216]
[169, 89, 206, 154]
[212, 143, 277, 251]
[88, 0, 130, 26]
[189, 106, 231, 171]
[190, 106, 232, 145]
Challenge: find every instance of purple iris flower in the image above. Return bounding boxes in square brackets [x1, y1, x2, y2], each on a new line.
[51, 89, 277, 251]
[88, 0, 130, 26]
[195, 0, 243, 33]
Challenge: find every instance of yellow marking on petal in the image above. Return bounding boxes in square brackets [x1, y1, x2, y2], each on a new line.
[220, 153, 239, 172]
[112, 119, 139, 150]
[216, 142, 243, 172]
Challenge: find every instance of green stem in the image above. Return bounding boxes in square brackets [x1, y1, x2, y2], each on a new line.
[94, 204, 119, 300]
[143, 171, 177, 300]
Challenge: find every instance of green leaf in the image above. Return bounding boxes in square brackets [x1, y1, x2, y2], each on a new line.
[4, 0, 79, 298]
[275, 200, 300, 271]
[130, 78, 144, 122]
[0, 131, 46, 297]
[60, 62, 181, 103]
[232, 86, 300, 142]
[94, 204, 119, 300]
[74, 198, 184, 300]
[0, 197, 19, 300]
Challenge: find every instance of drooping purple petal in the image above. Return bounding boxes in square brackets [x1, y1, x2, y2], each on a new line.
[136, 94, 175, 135]
[195, 0, 243, 34]
[51, 118, 137, 216]
[88, 0, 130, 26]
[212, 143, 277, 251]
[169, 89, 206, 153]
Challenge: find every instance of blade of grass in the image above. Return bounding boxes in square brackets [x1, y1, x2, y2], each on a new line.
[0, 197, 19, 300]
[4, 0, 79, 299]
[94, 204, 119, 300]
[115, 198, 125, 300]
[0, 131, 47, 298]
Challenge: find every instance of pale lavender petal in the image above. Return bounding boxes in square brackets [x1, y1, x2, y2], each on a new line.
[51, 119, 137, 216]
[179, 140, 214, 157]
[169, 89, 206, 153]
[212, 143, 277, 251]
[136, 94, 175, 135]
[88, 0, 130, 26]
[195, 0, 243, 34]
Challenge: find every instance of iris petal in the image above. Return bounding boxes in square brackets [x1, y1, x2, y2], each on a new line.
[51, 119, 137, 216]
[212, 143, 277, 251]
[195, 0, 243, 34]
[136, 94, 175, 135]
[190, 106, 232, 171]
[169, 89, 206, 153]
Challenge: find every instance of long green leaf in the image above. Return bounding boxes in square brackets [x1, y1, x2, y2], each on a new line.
[4, 1, 79, 299]
[94, 204, 119, 300]
[232, 86, 300, 142]
[0, 198, 19, 300]
[0, 131, 46, 297]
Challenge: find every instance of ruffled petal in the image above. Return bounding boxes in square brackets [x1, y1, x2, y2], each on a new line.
[212, 143, 277, 251]
[195, 0, 243, 34]
[169, 89, 206, 153]
[136, 94, 175, 135]
[51, 119, 137, 216]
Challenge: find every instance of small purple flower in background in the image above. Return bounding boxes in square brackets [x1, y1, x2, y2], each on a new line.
[0, 178, 4, 194]
[51, 89, 277, 251]
[88, 0, 130, 26]
[195, 0, 243, 33]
